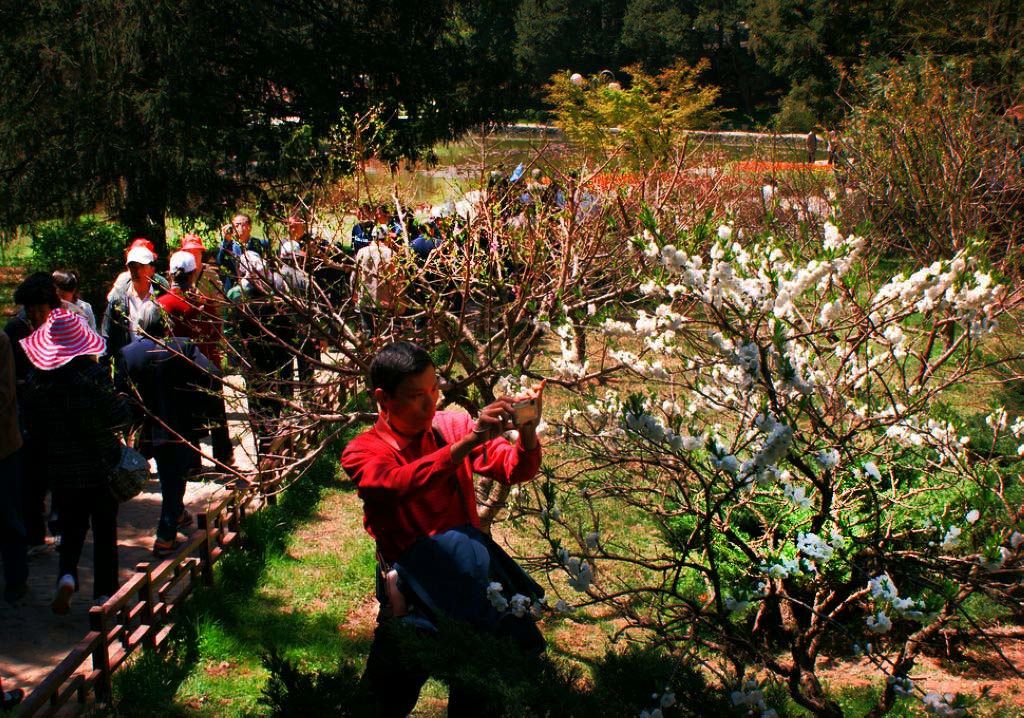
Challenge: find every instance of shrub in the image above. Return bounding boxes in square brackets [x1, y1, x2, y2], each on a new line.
[29, 216, 129, 309]
[839, 59, 1024, 273]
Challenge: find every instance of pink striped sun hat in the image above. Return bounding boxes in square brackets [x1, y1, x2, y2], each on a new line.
[20, 308, 106, 370]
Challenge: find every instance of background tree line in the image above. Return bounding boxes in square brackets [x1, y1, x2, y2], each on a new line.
[1, 0, 1021, 242]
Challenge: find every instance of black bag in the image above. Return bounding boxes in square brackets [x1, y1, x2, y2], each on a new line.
[108, 444, 150, 502]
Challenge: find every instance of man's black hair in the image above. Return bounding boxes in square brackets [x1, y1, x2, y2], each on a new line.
[370, 341, 435, 394]
[13, 272, 59, 309]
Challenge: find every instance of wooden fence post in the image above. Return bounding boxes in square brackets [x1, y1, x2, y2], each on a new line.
[135, 564, 157, 650]
[88, 607, 112, 703]
[197, 511, 215, 586]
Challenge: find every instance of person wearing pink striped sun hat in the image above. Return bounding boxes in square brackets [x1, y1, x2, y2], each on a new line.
[20, 308, 106, 370]
[18, 308, 130, 613]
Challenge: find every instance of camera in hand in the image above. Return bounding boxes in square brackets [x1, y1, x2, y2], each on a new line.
[511, 398, 538, 426]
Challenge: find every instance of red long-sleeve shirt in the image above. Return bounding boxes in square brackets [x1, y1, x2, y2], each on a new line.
[341, 410, 542, 563]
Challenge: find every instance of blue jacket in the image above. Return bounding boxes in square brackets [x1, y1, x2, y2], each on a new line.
[115, 337, 218, 449]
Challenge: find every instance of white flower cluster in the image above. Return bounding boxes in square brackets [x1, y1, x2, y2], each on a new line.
[730, 679, 778, 718]
[622, 408, 704, 454]
[881, 412, 968, 462]
[556, 548, 594, 592]
[888, 674, 914, 696]
[638, 689, 676, 718]
[609, 349, 671, 381]
[485, 582, 547, 619]
[922, 692, 966, 717]
[872, 255, 1005, 334]
[646, 222, 862, 323]
[550, 324, 589, 381]
[815, 449, 840, 470]
[782, 479, 812, 509]
[738, 415, 793, 487]
[760, 556, 803, 579]
[796, 530, 843, 562]
[864, 573, 934, 635]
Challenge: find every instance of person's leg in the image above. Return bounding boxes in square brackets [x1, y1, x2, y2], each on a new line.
[53, 489, 88, 589]
[153, 445, 187, 544]
[209, 394, 234, 466]
[362, 622, 429, 718]
[89, 490, 119, 600]
[0, 449, 28, 597]
[21, 443, 47, 546]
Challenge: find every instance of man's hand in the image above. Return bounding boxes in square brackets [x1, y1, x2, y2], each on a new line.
[450, 397, 514, 463]
[473, 398, 518, 442]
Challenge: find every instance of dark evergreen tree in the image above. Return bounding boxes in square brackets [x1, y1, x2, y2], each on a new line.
[0, 0, 521, 248]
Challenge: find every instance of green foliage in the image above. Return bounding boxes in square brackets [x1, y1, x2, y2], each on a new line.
[545, 61, 721, 167]
[259, 649, 367, 717]
[28, 216, 128, 307]
[260, 629, 742, 718]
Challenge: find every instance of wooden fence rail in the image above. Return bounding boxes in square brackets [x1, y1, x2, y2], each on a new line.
[15, 380, 345, 717]
[16, 478, 255, 718]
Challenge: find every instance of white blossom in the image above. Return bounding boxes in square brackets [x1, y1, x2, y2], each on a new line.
[940, 525, 961, 551]
[509, 593, 531, 618]
[868, 574, 898, 602]
[486, 582, 509, 611]
[888, 675, 914, 696]
[922, 693, 966, 718]
[866, 611, 892, 634]
[815, 449, 839, 470]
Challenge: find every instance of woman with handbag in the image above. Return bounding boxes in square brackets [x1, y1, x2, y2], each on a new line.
[19, 309, 130, 614]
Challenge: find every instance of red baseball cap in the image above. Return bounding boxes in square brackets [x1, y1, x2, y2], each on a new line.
[127, 238, 156, 255]
[181, 234, 205, 251]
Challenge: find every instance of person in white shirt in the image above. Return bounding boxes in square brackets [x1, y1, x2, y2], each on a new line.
[52, 270, 96, 331]
[352, 232, 401, 335]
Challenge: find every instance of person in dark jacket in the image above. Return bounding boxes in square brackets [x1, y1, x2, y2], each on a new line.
[115, 302, 217, 557]
[4, 273, 61, 551]
[19, 309, 129, 613]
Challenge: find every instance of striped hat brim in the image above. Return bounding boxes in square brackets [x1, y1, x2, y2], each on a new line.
[20, 308, 106, 371]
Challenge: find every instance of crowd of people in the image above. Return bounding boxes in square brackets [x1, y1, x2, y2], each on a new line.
[0, 175, 562, 709]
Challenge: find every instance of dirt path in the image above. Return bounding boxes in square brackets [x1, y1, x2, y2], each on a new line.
[0, 390, 257, 697]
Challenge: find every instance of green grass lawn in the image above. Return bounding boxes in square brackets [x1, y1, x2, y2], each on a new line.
[110, 438, 382, 718]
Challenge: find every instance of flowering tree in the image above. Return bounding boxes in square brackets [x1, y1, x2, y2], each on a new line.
[527, 215, 1022, 716]
[217, 177, 641, 512]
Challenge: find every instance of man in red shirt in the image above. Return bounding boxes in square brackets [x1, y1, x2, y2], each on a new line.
[341, 341, 545, 716]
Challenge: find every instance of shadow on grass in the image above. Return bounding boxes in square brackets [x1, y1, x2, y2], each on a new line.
[107, 432, 367, 717]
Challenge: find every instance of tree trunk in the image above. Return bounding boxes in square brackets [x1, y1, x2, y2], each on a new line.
[119, 173, 168, 256]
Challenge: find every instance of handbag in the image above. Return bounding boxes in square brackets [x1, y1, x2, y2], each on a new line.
[108, 444, 150, 502]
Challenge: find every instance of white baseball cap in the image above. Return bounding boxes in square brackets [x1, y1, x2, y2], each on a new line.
[125, 246, 156, 265]
[169, 250, 197, 274]
[279, 240, 305, 258]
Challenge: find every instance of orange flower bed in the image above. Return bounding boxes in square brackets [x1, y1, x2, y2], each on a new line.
[732, 160, 831, 173]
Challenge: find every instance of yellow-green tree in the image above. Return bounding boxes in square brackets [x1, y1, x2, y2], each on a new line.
[545, 60, 721, 167]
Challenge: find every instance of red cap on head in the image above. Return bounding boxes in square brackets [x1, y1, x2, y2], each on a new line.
[127, 238, 156, 255]
[181, 234, 205, 251]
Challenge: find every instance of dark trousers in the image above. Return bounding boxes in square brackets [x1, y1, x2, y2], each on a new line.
[0, 449, 28, 589]
[21, 442, 47, 545]
[53, 488, 118, 599]
[362, 621, 491, 718]
[153, 443, 199, 541]
[207, 395, 233, 465]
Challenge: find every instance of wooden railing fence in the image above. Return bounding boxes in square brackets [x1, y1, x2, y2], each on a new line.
[17, 380, 343, 717]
